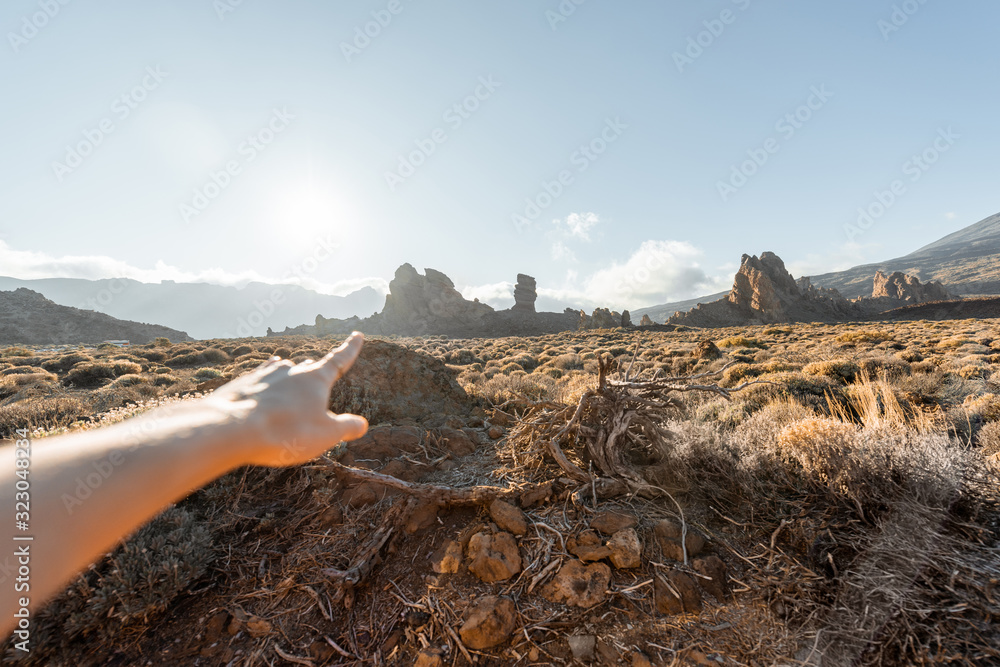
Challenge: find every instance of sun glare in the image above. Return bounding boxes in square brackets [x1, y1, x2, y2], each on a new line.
[271, 185, 344, 240]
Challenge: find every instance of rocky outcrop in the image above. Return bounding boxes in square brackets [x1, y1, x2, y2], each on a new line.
[376, 264, 494, 335]
[274, 265, 580, 338]
[872, 271, 952, 303]
[0, 288, 191, 345]
[639, 314, 654, 326]
[669, 252, 866, 327]
[511, 274, 537, 313]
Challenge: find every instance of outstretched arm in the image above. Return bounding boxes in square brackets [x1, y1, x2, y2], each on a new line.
[1, 333, 368, 638]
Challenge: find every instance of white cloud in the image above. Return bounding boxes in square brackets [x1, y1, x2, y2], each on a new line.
[551, 241, 576, 262]
[460, 281, 513, 306]
[0, 241, 386, 297]
[463, 240, 728, 311]
[559, 212, 600, 242]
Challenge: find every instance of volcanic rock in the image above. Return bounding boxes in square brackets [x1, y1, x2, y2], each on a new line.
[488, 500, 528, 536]
[545, 560, 611, 608]
[654, 570, 702, 614]
[590, 511, 637, 535]
[466, 531, 521, 582]
[640, 314, 654, 326]
[607, 528, 642, 569]
[512, 274, 538, 313]
[459, 596, 517, 649]
[693, 555, 729, 602]
[872, 270, 952, 303]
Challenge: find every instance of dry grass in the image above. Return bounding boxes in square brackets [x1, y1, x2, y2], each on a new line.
[2, 322, 1000, 665]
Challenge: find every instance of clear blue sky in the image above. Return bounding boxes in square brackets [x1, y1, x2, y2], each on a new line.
[1, 0, 997, 311]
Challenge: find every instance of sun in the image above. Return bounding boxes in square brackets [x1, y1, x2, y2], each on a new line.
[270, 184, 344, 240]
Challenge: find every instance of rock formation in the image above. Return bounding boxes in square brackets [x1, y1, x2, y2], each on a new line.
[669, 252, 863, 327]
[639, 314, 654, 326]
[621, 310, 632, 328]
[512, 274, 537, 313]
[871, 271, 952, 303]
[274, 265, 580, 338]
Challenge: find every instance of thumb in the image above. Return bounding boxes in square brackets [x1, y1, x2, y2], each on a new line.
[327, 413, 368, 442]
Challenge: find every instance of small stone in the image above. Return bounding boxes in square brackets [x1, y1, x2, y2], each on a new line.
[414, 648, 445, 667]
[607, 528, 642, 569]
[431, 539, 463, 574]
[246, 617, 272, 638]
[597, 639, 622, 665]
[545, 559, 611, 608]
[405, 500, 440, 533]
[567, 635, 596, 661]
[488, 425, 503, 439]
[520, 481, 554, 508]
[590, 510, 637, 535]
[631, 651, 653, 667]
[654, 571, 702, 615]
[693, 555, 729, 602]
[489, 500, 528, 536]
[459, 596, 517, 649]
[438, 427, 477, 457]
[529, 648, 540, 661]
[205, 611, 228, 643]
[467, 531, 521, 582]
[654, 519, 705, 561]
[571, 544, 613, 563]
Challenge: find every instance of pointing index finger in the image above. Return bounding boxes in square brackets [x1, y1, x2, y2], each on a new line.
[317, 331, 364, 383]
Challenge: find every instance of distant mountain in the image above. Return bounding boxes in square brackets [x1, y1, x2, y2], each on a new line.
[808, 211, 1000, 297]
[0, 288, 190, 345]
[635, 211, 1000, 321]
[632, 291, 728, 325]
[0, 277, 384, 340]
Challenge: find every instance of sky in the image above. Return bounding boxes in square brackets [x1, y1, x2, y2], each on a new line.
[1, 0, 998, 313]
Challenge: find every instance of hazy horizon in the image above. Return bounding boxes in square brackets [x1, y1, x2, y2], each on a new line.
[3, 1, 998, 316]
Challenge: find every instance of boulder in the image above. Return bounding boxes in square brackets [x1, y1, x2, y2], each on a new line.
[639, 314, 654, 326]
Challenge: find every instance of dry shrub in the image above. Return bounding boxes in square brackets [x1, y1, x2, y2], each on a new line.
[64, 361, 138, 388]
[41, 353, 92, 373]
[777, 417, 858, 484]
[27, 506, 214, 663]
[803, 359, 859, 384]
[836, 330, 889, 345]
[467, 372, 556, 408]
[717, 336, 767, 349]
[0, 395, 88, 438]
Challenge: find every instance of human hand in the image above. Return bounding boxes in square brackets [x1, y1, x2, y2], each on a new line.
[208, 332, 369, 467]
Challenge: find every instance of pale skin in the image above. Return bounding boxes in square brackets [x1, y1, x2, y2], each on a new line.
[0, 332, 369, 639]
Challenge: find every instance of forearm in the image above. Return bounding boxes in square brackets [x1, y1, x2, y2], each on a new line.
[1, 399, 246, 636]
